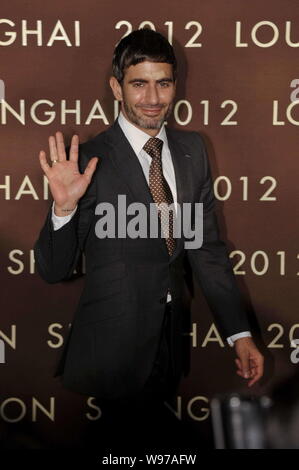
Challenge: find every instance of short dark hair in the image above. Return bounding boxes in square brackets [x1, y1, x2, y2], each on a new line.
[112, 29, 177, 83]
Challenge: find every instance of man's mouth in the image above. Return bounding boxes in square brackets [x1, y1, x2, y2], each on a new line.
[139, 106, 164, 116]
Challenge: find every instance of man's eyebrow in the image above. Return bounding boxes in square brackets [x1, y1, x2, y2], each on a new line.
[128, 79, 148, 83]
[157, 78, 174, 83]
[128, 78, 174, 83]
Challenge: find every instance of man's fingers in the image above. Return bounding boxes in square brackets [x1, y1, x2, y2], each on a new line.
[236, 354, 263, 386]
[248, 365, 263, 386]
[48, 135, 59, 162]
[236, 362, 258, 383]
[235, 358, 244, 373]
[55, 131, 67, 161]
[249, 355, 264, 382]
[235, 342, 264, 387]
[69, 134, 79, 162]
[39, 150, 51, 176]
[83, 157, 99, 181]
[235, 359, 246, 377]
[235, 356, 250, 379]
[248, 371, 260, 387]
[235, 358, 242, 373]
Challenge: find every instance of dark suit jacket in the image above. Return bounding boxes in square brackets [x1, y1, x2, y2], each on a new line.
[34, 120, 250, 400]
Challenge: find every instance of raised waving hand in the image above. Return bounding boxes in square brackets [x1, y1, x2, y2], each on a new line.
[39, 131, 98, 216]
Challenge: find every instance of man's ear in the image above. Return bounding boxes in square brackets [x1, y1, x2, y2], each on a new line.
[109, 76, 123, 101]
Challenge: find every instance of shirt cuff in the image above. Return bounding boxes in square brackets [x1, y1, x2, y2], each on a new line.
[51, 201, 78, 231]
[227, 331, 252, 347]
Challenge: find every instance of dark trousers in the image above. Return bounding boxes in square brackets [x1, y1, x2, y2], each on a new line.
[91, 302, 186, 452]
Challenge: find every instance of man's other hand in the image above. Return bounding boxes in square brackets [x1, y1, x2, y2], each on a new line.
[234, 337, 264, 387]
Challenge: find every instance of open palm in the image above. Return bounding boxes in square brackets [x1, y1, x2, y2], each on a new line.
[39, 131, 98, 211]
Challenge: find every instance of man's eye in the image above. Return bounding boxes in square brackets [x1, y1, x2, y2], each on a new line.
[160, 82, 170, 87]
[133, 82, 144, 87]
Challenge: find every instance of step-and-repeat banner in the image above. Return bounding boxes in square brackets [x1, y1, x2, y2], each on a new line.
[1, 0, 298, 449]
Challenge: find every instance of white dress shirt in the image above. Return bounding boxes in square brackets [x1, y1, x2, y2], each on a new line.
[51, 112, 251, 346]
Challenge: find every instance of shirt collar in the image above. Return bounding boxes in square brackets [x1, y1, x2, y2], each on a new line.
[117, 111, 168, 156]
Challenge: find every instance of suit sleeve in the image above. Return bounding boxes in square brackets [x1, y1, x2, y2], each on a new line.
[186, 133, 251, 338]
[34, 147, 97, 284]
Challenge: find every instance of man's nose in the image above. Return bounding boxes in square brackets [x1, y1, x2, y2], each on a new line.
[145, 85, 159, 105]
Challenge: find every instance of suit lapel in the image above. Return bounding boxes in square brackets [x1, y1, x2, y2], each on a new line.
[166, 128, 194, 260]
[105, 121, 154, 207]
[104, 121, 194, 260]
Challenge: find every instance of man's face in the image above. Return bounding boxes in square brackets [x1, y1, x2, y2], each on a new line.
[110, 61, 176, 135]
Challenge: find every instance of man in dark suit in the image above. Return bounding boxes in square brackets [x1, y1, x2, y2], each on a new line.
[35, 29, 264, 450]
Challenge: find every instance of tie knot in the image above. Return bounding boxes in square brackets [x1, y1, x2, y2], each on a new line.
[143, 137, 163, 159]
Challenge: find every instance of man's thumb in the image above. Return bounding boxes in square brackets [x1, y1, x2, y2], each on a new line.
[84, 157, 99, 179]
